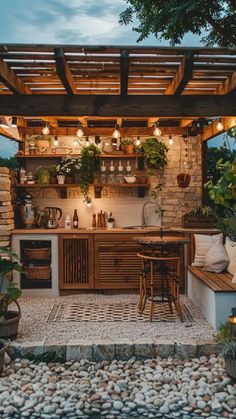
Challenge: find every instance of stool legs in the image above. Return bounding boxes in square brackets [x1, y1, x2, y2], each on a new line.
[149, 261, 154, 321]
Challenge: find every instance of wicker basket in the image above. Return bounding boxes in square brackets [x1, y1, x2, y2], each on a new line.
[25, 266, 51, 280]
[24, 247, 51, 260]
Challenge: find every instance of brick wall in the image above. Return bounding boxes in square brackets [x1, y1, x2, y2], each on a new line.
[0, 168, 14, 247]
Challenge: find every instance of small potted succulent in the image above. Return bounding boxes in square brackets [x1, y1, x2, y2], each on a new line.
[0, 247, 23, 341]
[121, 139, 135, 154]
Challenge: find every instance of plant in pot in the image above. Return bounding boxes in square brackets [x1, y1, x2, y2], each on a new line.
[137, 137, 168, 189]
[182, 206, 216, 228]
[205, 158, 236, 241]
[79, 144, 100, 204]
[214, 317, 236, 379]
[48, 165, 57, 184]
[121, 139, 135, 155]
[0, 247, 23, 343]
[56, 157, 81, 184]
[35, 166, 50, 186]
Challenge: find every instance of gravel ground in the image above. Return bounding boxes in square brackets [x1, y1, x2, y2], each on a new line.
[1, 355, 236, 418]
[15, 294, 214, 344]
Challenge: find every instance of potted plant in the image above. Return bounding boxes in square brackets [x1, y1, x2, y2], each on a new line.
[56, 157, 81, 184]
[35, 166, 50, 186]
[182, 206, 216, 228]
[205, 158, 236, 240]
[79, 144, 100, 204]
[214, 320, 236, 379]
[0, 247, 23, 341]
[121, 139, 135, 154]
[48, 165, 57, 184]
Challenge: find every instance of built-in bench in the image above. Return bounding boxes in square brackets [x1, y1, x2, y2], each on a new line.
[187, 266, 235, 329]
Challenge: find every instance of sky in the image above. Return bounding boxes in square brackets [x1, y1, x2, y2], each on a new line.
[0, 0, 231, 156]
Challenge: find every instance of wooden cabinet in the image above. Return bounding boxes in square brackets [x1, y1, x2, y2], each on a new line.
[59, 234, 94, 289]
[94, 234, 142, 289]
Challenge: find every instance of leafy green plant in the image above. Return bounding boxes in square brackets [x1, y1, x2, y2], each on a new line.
[0, 247, 23, 319]
[79, 144, 101, 203]
[186, 206, 215, 217]
[221, 340, 236, 360]
[56, 157, 81, 176]
[0, 157, 19, 170]
[214, 322, 231, 344]
[48, 165, 57, 177]
[35, 166, 50, 185]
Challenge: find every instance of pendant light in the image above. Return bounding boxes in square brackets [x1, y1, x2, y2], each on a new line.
[11, 117, 17, 128]
[168, 135, 173, 145]
[76, 121, 84, 138]
[216, 118, 224, 131]
[0, 117, 9, 129]
[85, 136, 90, 146]
[42, 123, 50, 135]
[112, 124, 121, 139]
[53, 136, 59, 146]
[153, 122, 162, 136]
[134, 136, 141, 146]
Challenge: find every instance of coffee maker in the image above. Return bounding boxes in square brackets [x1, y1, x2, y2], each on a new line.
[45, 207, 62, 229]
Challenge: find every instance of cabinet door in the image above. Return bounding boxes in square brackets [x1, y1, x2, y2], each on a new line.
[94, 236, 141, 289]
[59, 234, 94, 289]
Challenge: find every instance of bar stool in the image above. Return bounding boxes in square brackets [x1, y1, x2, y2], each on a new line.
[137, 250, 183, 322]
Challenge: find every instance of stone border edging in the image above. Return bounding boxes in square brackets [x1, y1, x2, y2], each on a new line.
[8, 339, 219, 362]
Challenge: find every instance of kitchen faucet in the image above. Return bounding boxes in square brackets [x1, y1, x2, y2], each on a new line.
[141, 200, 163, 229]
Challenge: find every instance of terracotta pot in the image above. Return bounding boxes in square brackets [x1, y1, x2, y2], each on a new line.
[0, 339, 9, 375]
[125, 144, 135, 154]
[65, 176, 74, 184]
[177, 173, 191, 188]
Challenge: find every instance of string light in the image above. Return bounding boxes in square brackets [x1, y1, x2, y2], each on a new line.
[11, 117, 17, 128]
[135, 136, 141, 146]
[42, 123, 50, 135]
[168, 135, 173, 145]
[85, 136, 90, 146]
[112, 124, 120, 139]
[76, 121, 84, 137]
[216, 118, 224, 131]
[153, 122, 162, 136]
[53, 136, 59, 146]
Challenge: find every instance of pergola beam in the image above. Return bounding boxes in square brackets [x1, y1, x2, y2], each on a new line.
[54, 48, 77, 95]
[164, 51, 194, 95]
[0, 94, 235, 117]
[120, 49, 129, 96]
[0, 58, 31, 94]
[215, 72, 236, 95]
[201, 117, 236, 141]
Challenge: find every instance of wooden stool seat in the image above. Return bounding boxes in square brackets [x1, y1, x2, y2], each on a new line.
[137, 250, 183, 322]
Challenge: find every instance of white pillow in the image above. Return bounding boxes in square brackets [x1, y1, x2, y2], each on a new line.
[192, 234, 223, 267]
[232, 271, 236, 284]
[204, 242, 229, 273]
[225, 237, 236, 275]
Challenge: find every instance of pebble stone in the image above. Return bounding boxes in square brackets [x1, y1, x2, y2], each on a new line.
[0, 355, 235, 418]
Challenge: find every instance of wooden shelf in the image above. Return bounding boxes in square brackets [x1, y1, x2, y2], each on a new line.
[14, 183, 77, 188]
[16, 153, 140, 159]
[94, 183, 149, 188]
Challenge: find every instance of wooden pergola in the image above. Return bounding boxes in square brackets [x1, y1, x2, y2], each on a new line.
[0, 44, 235, 141]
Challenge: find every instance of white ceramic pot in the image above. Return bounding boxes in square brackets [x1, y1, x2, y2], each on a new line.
[57, 175, 65, 185]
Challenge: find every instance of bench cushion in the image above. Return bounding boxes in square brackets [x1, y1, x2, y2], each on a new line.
[188, 266, 234, 293]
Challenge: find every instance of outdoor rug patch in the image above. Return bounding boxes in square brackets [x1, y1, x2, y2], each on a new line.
[47, 301, 194, 323]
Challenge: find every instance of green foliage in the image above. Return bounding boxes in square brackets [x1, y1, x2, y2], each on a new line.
[119, 0, 236, 47]
[0, 157, 19, 170]
[214, 322, 231, 344]
[35, 166, 51, 185]
[48, 165, 57, 177]
[137, 137, 168, 174]
[79, 144, 101, 203]
[221, 340, 236, 360]
[0, 247, 23, 319]
[56, 157, 81, 176]
[206, 146, 236, 185]
[186, 206, 215, 217]
[26, 351, 64, 364]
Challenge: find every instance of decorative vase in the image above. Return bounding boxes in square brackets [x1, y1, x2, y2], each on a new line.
[57, 175, 65, 185]
[177, 173, 191, 188]
[65, 176, 74, 184]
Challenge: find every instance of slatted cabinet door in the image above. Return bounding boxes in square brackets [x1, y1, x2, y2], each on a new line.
[59, 234, 94, 289]
[94, 235, 141, 289]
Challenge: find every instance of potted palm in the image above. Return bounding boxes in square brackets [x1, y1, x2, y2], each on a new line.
[0, 247, 23, 340]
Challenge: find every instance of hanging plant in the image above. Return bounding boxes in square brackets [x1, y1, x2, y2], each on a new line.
[79, 144, 101, 203]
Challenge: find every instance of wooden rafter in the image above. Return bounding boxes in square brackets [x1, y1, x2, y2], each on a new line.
[0, 94, 235, 117]
[0, 58, 31, 94]
[164, 51, 194, 95]
[54, 48, 77, 95]
[201, 117, 236, 141]
[215, 72, 236, 95]
[120, 49, 129, 96]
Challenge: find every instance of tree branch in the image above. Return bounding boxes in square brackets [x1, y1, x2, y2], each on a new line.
[206, 14, 236, 45]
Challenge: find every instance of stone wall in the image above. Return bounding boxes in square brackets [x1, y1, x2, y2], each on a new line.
[0, 167, 14, 247]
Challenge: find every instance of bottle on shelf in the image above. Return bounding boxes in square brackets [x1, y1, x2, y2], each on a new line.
[65, 214, 71, 229]
[99, 161, 107, 184]
[117, 161, 124, 183]
[73, 209, 79, 228]
[19, 167, 27, 184]
[108, 160, 115, 184]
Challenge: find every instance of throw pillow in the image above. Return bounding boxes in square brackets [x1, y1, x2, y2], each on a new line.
[225, 237, 236, 276]
[192, 233, 223, 267]
[232, 271, 236, 284]
[204, 242, 229, 273]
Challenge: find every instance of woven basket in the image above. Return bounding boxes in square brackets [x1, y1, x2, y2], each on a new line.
[25, 266, 51, 280]
[24, 247, 51, 260]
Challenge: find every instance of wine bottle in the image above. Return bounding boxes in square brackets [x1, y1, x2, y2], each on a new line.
[73, 209, 79, 228]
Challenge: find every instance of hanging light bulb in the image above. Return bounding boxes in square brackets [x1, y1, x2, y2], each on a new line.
[112, 124, 120, 139]
[42, 123, 50, 135]
[153, 122, 162, 136]
[168, 135, 173, 145]
[85, 136, 90, 146]
[135, 136, 141, 146]
[11, 117, 17, 128]
[216, 118, 224, 131]
[86, 199, 93, 208]
[76, 121, 84, 138]
[53, 136, 59, 146]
